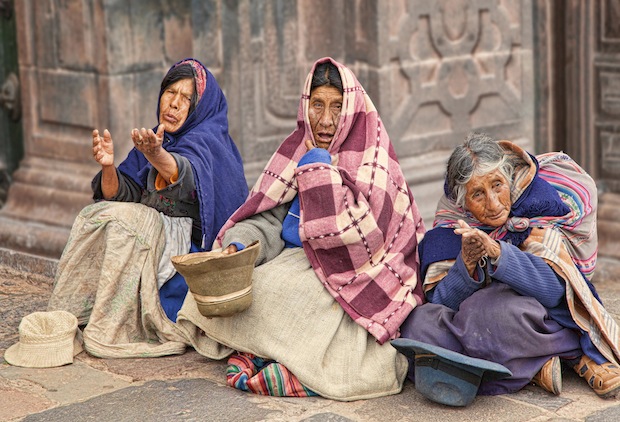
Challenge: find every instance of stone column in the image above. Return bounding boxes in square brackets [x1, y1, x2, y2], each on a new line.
[561, 0, 620, 260]
[0, 0, 195, 259]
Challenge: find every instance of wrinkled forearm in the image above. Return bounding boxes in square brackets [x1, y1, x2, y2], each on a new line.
[426, 255, 485, 310]
[92, 168, 142, 202]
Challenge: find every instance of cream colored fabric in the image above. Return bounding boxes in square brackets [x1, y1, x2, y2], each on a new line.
[157, 213, 192, 289]
[48, 202, 187, 358]
[176, 247, 408, 401]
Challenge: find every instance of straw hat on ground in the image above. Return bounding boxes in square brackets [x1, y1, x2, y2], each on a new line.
[172, 240, 260, 317]
[4, 310, 83, 368]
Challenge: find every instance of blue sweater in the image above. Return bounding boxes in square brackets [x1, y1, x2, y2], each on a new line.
[428, 241, 605, 363]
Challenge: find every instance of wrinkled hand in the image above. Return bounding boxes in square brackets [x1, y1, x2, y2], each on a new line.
[222, 244, 238, 255]
[132, 124, 165, 156]
[454, 220, 501, 276]
[305, 139, 315, 151]
[92, 129, 114, 167]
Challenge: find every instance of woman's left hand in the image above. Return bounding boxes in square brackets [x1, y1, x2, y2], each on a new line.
[132, 124, 165, 156]
[454, 219, 501, 260]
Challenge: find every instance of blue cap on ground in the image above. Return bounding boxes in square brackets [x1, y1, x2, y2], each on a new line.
[391, 338, 512, 407]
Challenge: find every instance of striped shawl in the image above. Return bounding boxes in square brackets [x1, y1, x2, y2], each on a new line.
[215, 57, 425, 344]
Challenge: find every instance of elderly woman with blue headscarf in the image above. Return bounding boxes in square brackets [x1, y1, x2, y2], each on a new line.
[398, 132, 620, 399]
[48, 59, 248, 358]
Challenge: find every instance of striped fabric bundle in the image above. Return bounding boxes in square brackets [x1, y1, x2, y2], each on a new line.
[226, 352, 317, 397]
[214, 57, 425, 344]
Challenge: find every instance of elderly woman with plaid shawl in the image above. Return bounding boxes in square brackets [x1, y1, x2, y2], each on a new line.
[398, 132, 620, 398]
[175, 57, 426, 401]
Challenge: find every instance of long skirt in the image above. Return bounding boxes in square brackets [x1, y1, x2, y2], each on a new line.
[175, 247, 408, 401]
[48, 202, 188, 358]
[399, 283, 582, 395]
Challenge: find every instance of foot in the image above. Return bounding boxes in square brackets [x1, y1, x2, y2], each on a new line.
[532, 356, 562, 395]
[573, 355, 620, 398]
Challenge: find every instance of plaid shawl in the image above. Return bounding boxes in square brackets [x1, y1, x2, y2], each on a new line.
[422, 141, 620, 364]
[215, 57, 425, 344]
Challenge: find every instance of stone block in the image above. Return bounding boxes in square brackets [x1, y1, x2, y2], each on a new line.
[38, 70, 98, 129]
[32, 1, 57, 68]
[101, 71, 163, 163]
[299, 0, 346, 60]
[163, 4, 193, 63]
[189, 0, 222, 69]
[57, 0, 95, 70]
[101, 0, 164, 74]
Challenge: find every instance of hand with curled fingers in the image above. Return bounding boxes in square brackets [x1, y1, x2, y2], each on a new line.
[222, 244, 239, 255]
[454, 219, 501, 276]
[92, 129, 114, 167]
[132, 124, 165, 156]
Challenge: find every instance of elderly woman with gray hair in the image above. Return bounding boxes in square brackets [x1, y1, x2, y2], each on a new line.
[398, 132, 620, 398]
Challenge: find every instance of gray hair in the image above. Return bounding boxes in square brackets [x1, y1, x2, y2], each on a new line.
[446, 132, 515, 208]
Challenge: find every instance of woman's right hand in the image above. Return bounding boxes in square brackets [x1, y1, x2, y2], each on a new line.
[92, 129, 114, 167]
[222, 244, 238, 255]
[455, 220, 487, 277]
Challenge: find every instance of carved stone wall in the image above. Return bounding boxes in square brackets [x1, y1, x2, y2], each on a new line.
[0, 0, 536, 258]
[222, 0, 536, 225]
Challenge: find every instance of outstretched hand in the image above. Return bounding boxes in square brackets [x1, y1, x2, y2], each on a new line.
[92, 129, 114, 167]
[454, 219, 501, 276]
[132, 124, 165, 156]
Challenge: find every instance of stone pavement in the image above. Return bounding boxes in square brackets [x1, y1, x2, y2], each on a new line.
[2, 256, 620, 421]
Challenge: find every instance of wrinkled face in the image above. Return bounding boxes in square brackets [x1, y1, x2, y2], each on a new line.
[308, 85, 343, 150]
[464, 169, 512, 227]
[159, 78, 194, 133]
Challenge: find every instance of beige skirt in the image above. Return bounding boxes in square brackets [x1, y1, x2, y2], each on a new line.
[48, 201, 187, 358]
[176, 247, 408, 401]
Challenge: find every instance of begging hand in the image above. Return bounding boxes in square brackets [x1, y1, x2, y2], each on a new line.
[132, 124, 165, 156]
[92, 129, 114, 167]
[454, 220, 501, 276]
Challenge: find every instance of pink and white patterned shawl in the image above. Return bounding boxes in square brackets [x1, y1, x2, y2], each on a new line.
[215, 57, 425, 344]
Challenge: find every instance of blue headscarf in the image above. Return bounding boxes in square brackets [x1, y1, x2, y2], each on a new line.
[118, 58, 248, 250]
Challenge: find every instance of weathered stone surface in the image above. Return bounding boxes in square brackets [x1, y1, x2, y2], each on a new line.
[20, 379, 279, 422]
[0, 361, 132, 406]
[0, 264, 52, 354]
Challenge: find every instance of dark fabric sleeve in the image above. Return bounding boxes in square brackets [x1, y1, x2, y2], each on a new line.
[92, 168, 142, 202]
[145, 152, 197, 203]
[221, 202, 290, 266]
[426, 254, 486, 310]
